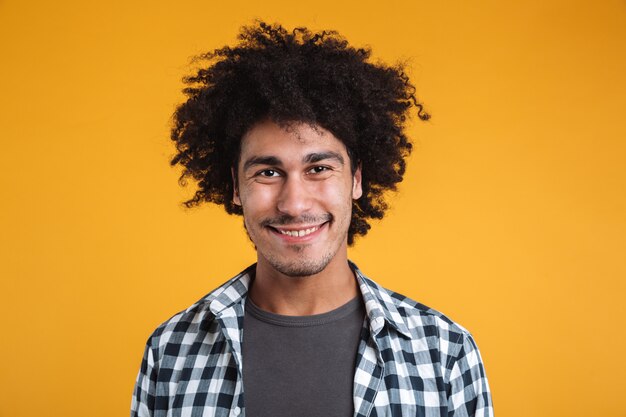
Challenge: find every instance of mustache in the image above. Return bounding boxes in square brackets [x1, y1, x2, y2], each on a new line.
[260, 213, 333, 228]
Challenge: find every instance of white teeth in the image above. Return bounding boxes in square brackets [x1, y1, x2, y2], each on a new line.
[278, 226, 320, 237]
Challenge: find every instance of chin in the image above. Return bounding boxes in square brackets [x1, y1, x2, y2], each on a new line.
[266, 252, 335, 278]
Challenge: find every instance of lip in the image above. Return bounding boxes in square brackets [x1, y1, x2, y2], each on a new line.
[267, 222, 328, 243]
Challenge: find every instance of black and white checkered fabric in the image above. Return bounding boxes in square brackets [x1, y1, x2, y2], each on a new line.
[131, 262, 494, 417]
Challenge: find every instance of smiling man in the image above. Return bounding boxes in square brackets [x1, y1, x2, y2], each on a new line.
[236, 121, 361, 305]
[131, 22, 493, 417]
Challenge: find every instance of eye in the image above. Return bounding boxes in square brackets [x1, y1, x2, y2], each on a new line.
[258, 169, 280, 177]
[308, 166, 330, 174]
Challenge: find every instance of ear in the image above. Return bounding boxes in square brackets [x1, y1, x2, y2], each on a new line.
[352, 163, 363, 200]
[231, 167, 241, 206]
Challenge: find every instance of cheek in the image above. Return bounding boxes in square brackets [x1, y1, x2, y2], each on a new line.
[315, 181, 353, 208]
[240, 184, 278, 213]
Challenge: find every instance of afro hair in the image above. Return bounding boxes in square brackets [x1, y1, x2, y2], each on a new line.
[170, 21, 429, 244]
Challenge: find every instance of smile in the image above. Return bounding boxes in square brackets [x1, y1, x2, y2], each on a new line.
[276, 226, 321, 237]
[268, 222, 329, 241]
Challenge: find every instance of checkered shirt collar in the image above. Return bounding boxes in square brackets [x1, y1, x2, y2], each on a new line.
[206, 261, 412, 339]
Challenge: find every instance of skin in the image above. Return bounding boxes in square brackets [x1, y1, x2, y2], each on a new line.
[233, 120, 363, 316]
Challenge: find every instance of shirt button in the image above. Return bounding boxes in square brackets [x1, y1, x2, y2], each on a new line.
[234, 407, 241, 416]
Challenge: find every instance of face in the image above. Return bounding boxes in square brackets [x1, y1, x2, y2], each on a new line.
[233, 120, 362, 277]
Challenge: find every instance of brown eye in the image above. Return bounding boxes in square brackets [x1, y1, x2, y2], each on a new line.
[259, 169, 280, 177]
[308, 166, 329, 174]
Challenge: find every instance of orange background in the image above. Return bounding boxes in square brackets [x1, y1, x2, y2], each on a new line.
[1, 1, 625, 416]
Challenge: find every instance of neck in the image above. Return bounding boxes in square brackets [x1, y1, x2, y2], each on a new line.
[249, 254, 359, 316]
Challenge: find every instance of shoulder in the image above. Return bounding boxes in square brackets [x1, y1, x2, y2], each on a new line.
[362, 274, 475, 368]
[389, 287, 484, 370]
[143, 266, 253, 355]
[361, 278, 494, 411]
[389, 287, 470, 341]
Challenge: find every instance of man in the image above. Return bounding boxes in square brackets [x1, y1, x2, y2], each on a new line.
[131, 21, 493, 417]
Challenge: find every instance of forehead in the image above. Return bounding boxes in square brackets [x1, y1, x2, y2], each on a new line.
[239, 120, 348, 161]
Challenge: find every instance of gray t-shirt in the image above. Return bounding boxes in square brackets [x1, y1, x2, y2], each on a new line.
[242, 295, 365, 417]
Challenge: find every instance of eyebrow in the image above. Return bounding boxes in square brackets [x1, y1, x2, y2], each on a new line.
[242, 156, 282, 172]
[242, 152, 345, 172]
[303, 151, 344, 165]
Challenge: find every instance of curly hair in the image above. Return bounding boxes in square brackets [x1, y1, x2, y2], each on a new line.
[170, 21, 429, 245]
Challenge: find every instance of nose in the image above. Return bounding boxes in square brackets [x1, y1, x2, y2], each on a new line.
[276, 176, 313, 217]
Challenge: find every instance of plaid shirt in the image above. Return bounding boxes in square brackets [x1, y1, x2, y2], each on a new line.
[131, 262, 493, 417]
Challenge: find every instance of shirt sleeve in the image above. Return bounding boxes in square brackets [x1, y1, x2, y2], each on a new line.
[130, 339, 158, 417]
[447, 333, 494, 417]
